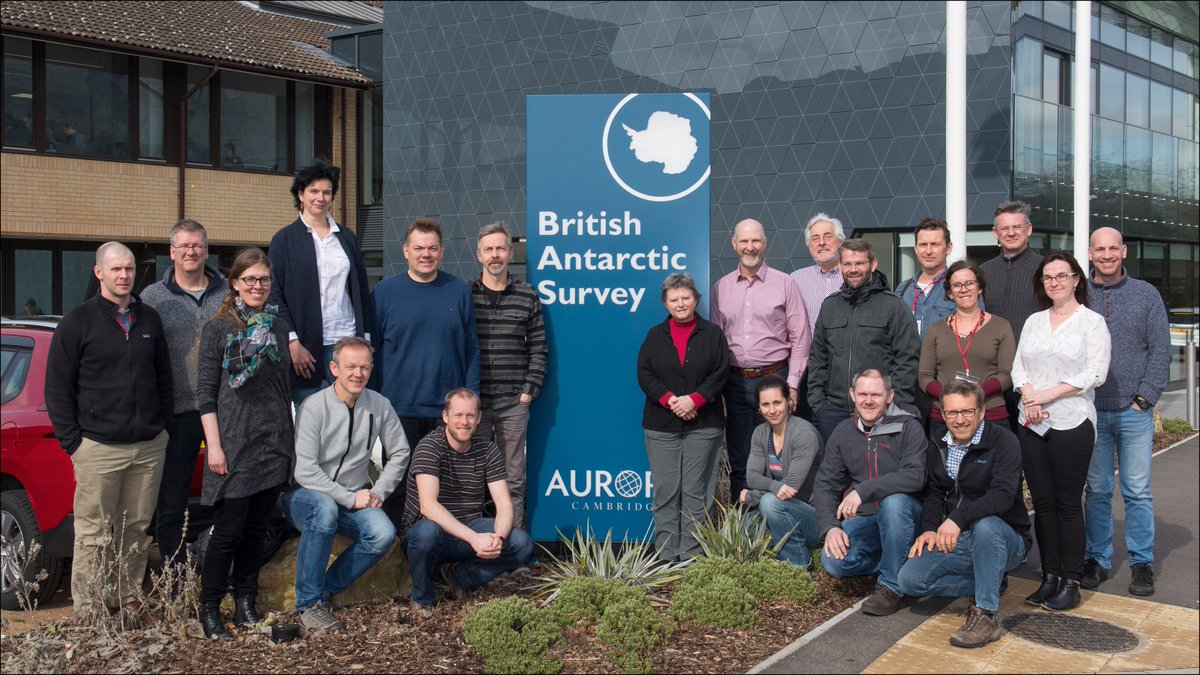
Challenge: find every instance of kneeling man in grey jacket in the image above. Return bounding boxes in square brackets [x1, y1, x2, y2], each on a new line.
[283, 337, 411, 634]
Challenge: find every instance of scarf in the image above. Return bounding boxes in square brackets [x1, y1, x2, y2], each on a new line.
[223, 298, 281, 389]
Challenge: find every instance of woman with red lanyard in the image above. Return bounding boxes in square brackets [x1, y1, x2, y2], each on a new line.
[918, 259, 1016, 441]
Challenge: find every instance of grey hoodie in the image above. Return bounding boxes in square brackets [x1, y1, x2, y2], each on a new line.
[141, 265, 226, 414]
[812, 401, 927, 538]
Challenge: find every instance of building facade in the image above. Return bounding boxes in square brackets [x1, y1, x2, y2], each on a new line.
[380, 0, 1197, 379]
[0, 0, 381, 316]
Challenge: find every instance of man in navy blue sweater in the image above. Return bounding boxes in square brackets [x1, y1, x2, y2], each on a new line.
[1082, 227, 1171, 597]
[371, 217, 480, 529]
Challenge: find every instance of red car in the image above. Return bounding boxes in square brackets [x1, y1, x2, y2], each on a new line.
[1, 317, 207, 610]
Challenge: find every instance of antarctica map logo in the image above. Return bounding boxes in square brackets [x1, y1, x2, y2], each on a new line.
[603, 93, 711, 203]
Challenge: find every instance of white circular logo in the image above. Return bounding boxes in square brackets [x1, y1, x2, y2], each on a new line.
[602, 93, 711, 203]
[613, 470, 644, 499]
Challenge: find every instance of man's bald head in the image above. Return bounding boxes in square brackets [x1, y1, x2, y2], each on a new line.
[1088, 227, 1127, 284]
[96, 241, 134, 267]
[730, 218, 768, 275]
[93, 241, 137, 305]
[1089, 227, 1123, 248]
[732, 219, 765, 241]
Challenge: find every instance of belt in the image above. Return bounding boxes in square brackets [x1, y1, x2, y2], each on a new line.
[731, 360, 787, 378]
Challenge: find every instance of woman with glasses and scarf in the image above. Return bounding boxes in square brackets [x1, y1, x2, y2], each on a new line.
[195, 248, 295, 640]
[1012, 251, 1110, 612]
[918, 259, 1016, 441]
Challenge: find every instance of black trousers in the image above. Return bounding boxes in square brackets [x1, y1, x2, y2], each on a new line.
[155, 411, 203, 567]
[1019, 420, 1094, 581]
[382, 416, 442, 532]
[200, 483, 285, 605]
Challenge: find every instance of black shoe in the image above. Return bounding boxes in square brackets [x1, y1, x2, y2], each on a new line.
[1025, 573, 1061, 606]
[1080, 559, 1108, 589]
[233, 595, 262, 626]
[1042, 579, 1081, 611]
[200, 604, 234, 641]
[1129, 564, 1155, 597]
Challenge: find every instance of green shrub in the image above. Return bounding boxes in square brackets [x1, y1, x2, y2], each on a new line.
[726, 559, 821, 605]
[531, 526, 690, 603]
[1162, 417, 1195, 434]
[809, 548, 826, 576]
[549, 576, 643, 627]
[669, 573, 759, 629]
[691, 502, 784, 562]
[597, 597, 673, 674]
[462, 597, 563, 674]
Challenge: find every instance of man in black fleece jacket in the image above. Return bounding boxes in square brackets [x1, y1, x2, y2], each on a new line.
[44, 242, 173, 622]
[898, 381, 1030, 649]
[813, 369, 925, 617]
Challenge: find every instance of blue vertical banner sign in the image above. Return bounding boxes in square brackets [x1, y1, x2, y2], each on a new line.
[525, 93, 711, 541]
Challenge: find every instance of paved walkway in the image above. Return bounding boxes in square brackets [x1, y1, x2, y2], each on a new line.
[754, 434, 1200, 674]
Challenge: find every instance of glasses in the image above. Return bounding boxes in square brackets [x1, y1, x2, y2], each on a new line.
[943, 408, 979, 419]
[1040, 272, 1077, 285]
[950, 280, 978, 291]
[172, 244, 207, 252]
[995, 224, 1027, 234]
[239, 276, 272, 287]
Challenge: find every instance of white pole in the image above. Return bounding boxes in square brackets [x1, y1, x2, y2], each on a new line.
[946, 1, 967, 262]
[1074, 1, 1092, 263]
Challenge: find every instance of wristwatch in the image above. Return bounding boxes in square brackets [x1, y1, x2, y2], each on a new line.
[1132, 395, 1151, 411]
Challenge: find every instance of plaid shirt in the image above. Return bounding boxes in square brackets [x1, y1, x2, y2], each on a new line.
[942, 420, 986, 479]
[470, 274, 548, 410]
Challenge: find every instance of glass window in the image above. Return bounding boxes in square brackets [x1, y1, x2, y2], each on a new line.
[1099, 5, 1125, 51]
[1125, 17, 1151, 61]
[1098, 64, 1124, 122]
[138, 58, 164, 159]
[1125, 126, 1151, 193]
[1091, 64, 1097, 115]
[1150, 28, 1172, 68]
[295, 81, 315, 167]
[1095, 118, 1123, 190]
[1152, 132, 1177, 200]
[2, 37, 34, 149]
[1175, 90, 1194, 140]
[1043, 50, 1068, 106]
[60, 250, 95, 314]
[45, 44, 129, 158]
[219, 71, 287, 172]
[1091, 2, 1100, 41]
[1043, 1, 1071, 29]
[1149, 81, 1172, 134]
[1020, 0, 1043, 20]
[358, 32, 382, 82]
[1126, 73, 1149, 129]
[14, 249, 52, 317]
[1180, 141, 1199, 229]
[1173, 39, 1193, 76]
[186, 65, 211, 164]
[1015, 38, 1042, 101]
[330, 35, 356, 65]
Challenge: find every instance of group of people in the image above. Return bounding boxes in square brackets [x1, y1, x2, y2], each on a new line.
[636, 201, 1171, 649]
[45, 160, 546, 638]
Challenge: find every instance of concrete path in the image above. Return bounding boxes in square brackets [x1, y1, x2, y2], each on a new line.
[753, 434, 1199, 674]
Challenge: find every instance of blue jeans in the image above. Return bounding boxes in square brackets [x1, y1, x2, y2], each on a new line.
[1085, 406, 1155, 568]
[897, 516, 1026, 613]
[722, 373, 767, 501]
[405, 518, 534, 606]
[813, 404, 852, 444]
[282, 488, 397, 612]
[757, 493, 819, 568]
[292, 344, 336, 406]
[821, 493, 921, 595]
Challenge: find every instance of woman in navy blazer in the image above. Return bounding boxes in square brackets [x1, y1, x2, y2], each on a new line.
[268, 160, 373, 404]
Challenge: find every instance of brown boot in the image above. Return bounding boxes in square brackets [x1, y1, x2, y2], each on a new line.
[950, 605, 1003, 649]
[861, 584, 904, 616]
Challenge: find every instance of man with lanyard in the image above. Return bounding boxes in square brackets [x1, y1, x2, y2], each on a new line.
[898, 218, 983, 338]
[710, 218, 810, 502]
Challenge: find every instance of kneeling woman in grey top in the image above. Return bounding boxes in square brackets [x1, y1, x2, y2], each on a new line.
[741, 375, 824, 569]
[195, 247, 295, 640]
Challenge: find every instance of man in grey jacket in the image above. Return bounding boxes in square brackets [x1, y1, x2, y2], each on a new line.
[814, 369, 926, 617]
[282, 337, 411, 633]
[141, 218, 225, 569]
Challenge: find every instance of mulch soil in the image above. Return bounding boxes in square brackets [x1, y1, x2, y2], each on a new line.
[1, 565, 876, 674]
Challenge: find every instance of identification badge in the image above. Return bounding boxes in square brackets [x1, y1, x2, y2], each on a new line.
[916, 319, 923, 334]
[955, 371, 981, 385]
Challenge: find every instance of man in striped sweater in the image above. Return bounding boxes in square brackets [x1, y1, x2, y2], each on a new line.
[470, 222, 548, 530]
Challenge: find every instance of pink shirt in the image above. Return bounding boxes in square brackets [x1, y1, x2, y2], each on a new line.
[790, 264, 844, 336]
[710, 263, 810, 388]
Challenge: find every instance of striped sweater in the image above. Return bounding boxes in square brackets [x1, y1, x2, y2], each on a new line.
[470, 274, 548, 410]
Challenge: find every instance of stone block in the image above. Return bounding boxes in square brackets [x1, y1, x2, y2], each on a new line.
[245, 535, 412, 614]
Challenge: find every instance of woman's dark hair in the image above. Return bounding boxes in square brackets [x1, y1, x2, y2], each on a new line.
[755, 374, 790, 406]
[215, 247, 272, 325]
[1032, 250, 1088, 310]
[943, 259, 987, 302]
[290, 159, 340, 209]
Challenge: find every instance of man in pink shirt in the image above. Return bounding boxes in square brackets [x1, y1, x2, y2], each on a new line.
[789, 213, 845, 420]
[711, 219, 810, 502]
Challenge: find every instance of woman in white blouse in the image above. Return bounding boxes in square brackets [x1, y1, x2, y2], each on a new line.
[1011, 251, 1110, 612]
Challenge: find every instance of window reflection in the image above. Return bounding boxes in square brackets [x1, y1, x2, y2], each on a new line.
[2, 37, 33, 149]
[219, 71, 287, 172]
[45, 44, 130, 158]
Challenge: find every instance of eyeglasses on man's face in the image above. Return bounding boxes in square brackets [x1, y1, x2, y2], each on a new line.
[943, 408, 980, 419]
[172, 244, 207, 252]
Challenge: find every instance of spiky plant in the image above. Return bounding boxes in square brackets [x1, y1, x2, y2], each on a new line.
[529, 524, 690, 603]
[691, 501, 788, 562]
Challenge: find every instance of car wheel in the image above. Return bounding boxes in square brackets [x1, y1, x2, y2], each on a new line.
[1, 489, 65, 610]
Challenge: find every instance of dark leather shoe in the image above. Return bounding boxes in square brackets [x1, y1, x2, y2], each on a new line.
[233, 595, 262, 626]
[1025, 573, 1061, 606]
[200, 604, 234, 641]
[1080, 558, 1108, 589]
[1042, 578, 1081, 611]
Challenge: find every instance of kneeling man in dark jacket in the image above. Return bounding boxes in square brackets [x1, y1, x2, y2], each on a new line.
[898, 380, 1030, 649]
